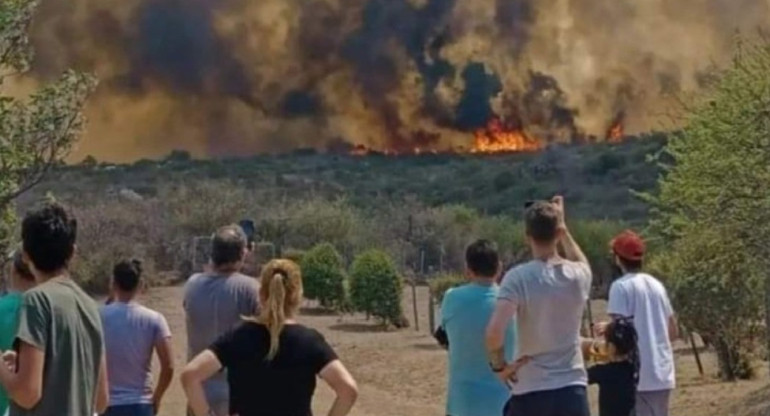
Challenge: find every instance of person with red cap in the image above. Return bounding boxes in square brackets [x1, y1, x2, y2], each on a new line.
[603, 230, 678, 416]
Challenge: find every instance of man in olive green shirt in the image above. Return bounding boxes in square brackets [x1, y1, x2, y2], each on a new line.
[0, 252, 36, 415]
[0, 203, 109, 416]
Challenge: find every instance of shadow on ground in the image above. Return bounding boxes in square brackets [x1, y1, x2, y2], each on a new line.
[300, 306, 340, 317]
[329, 323, 388, 333]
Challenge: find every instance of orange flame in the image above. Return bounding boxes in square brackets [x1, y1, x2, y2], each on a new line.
[607, 122, 624, 143]
[471, 117, 543, 153]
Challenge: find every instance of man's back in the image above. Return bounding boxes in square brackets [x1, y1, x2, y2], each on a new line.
[102, 302, 171, 405]
[608, 273, 675, 391]
[183, 272, 259, 405]
[11, 278, 103, 416]
[498, 259, 592, 395]
[442, 283, 515, 416]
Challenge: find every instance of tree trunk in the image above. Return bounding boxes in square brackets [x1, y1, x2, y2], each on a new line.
[714, 338, 737, 381]
[765, 274, 770, 376]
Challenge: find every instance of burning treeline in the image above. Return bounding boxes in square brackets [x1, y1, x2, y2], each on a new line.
[14, 0, 770, 161]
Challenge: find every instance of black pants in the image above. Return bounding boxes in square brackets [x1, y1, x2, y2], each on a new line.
[504, 385, 590, 416]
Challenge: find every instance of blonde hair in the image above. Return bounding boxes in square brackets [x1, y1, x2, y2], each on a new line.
[250, 259, 303, 360]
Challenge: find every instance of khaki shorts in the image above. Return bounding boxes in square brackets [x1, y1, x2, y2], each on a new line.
[635, 390, 671, 416]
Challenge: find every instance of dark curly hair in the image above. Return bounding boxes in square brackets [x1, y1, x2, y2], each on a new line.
[606, 317, 640, 385]
[113, 259, 144, 292]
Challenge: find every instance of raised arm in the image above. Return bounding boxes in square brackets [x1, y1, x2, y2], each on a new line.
[319, 360, 359, 416]
[181, 350, 224, 416]
[551, 196, 589, 265]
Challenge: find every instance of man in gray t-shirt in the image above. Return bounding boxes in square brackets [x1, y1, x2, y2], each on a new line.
[184, 225, 259, 415]
[486, 197, 592, 416]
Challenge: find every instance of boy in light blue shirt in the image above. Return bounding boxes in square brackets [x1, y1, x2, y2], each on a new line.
[437, 239, 517, 416]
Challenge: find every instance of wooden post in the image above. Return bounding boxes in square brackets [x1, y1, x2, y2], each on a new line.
[689, 331, 705, 376]
[411, 280, 419, 332]
[428, 292, 436, 333]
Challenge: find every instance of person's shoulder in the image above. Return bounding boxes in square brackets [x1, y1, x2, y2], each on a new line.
[444, 283, 473, 299]
[231, 273, 259, 292]
[136, 304, 166, 322]
[22, 284, 52, 304]
[0, 293, 21, 312]
[560, 259, 591, 276]
[184, 273, 205, 287]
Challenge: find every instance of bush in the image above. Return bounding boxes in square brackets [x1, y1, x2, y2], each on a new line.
[570, 220, 627, 298]
[349, 250, 405, 327]
[283, 248, 306, 264]
[429, 274, 466, 303]
[647, 228, 763, 380]
[301, 243, 347, 311]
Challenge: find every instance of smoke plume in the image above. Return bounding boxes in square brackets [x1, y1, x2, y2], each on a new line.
[11, 0, 770, 161]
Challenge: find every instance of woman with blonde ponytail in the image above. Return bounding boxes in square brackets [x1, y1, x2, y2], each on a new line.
[182, 259, 358, 416]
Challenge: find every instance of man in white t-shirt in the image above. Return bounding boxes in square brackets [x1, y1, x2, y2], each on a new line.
[486, 197, 592, 416]
[605, 230, 678, 416]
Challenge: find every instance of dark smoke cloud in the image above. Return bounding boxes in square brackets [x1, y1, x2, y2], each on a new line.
[10, 0, 770, 161]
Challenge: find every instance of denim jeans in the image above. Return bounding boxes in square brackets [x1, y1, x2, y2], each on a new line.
[504, 385, 590, 416]
[102, 404, 154, 416]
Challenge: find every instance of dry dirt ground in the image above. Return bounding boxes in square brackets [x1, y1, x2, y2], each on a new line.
[140, 285, 769, 416]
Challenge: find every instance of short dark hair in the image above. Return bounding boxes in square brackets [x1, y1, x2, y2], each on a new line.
[465, 239, 500, 278]
[211, 225, 247, 266]
[113, 259, 143, 292]
[22, 203, 77, 273]
[525, 201, 559, 243]
[12, 250, 34, 281]
[618, 256, 643, 272]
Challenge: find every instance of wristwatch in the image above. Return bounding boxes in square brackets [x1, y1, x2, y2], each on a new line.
[489, 362, 506, 373]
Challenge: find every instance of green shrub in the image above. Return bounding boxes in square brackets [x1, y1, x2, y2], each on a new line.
[301, 243, 347, 311]
[283, 248, 306, 264]
[429, 274, 466, 303]
[349, 249, 405, 327]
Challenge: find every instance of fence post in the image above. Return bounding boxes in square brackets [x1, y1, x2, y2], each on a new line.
[411, 280, 420, 332]
[428, 291, 436, 333]
[689, 331, 705, 376]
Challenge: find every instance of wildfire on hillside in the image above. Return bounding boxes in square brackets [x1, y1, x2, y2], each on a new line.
[606, 111, 625, 143]
[347, 114, 626, 156]
[471, 117, 543, 153]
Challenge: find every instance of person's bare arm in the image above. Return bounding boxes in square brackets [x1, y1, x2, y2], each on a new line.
[95, 354, 109, 414]
[668, 315, 679, 342]
[552, 196, 590, 265]
[152, 336, 175, 414]
[0, 342, 44, 409]
[319, 360, 358, 416]
[485, 298, 516, 372]
[181, 350, 223, 416]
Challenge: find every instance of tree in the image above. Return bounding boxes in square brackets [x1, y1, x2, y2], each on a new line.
[644, 38, 770, 380]
[301, 243, 347, 311]
[349, 249, 405, 327]
[0, 0, 96, 251]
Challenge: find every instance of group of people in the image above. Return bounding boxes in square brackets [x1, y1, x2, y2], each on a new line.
[437, 196, 677, 416]
[0, 204, 358, 416]
[0, 197, 676, 416]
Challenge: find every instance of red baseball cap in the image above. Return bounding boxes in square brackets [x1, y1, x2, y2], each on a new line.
[611, 230, 646, 261]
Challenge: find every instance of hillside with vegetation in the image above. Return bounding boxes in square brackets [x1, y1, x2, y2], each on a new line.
[32, 133, 666, 222]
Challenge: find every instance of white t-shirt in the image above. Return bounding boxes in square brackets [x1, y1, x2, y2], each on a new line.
[607, 273, 676, 392]
[498, 259, 592, 395]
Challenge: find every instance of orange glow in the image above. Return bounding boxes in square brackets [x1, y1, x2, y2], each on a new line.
[607, 122, 624, 143]
[350, 144, 370, 156]
[471, 117, 543, 153]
